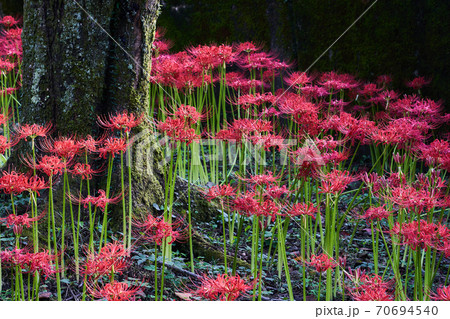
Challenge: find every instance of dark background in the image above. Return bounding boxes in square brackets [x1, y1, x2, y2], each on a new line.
[2, 0, 449, 109]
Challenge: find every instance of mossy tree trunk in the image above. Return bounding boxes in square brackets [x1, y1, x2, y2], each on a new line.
[21, 0, 164, 213]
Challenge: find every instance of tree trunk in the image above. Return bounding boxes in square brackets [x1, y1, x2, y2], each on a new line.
[21, 0, 164, 213]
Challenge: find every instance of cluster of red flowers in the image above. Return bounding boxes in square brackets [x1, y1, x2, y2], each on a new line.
[301, 253, 338, 273]
[0, 210, 46, 235]
[156, 104, 201, 145]
[0, 248, 58, 279]
[82, 242, 129, 280]
[134, 213, 184, 245]
[347, 270, 394, 301]
[192, 274, 254, 301]
[88, 281, 142, 301]
[391, 220, 450, 251]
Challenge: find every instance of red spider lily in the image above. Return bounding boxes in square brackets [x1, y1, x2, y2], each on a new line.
[300, 253, 338, 273]
[23, 155, 67, 176]
[0, 248, 58, 279]
[188, 44, 236, 69]
[360, 205, 392, 222]
[81, 241, 130, 279]
[391, 220, 450, 251]
[71, 189, 122, 212]
[134, 214, 185, 246]
[156, 117, 200, 145]
[0, 87, 18, 97]
[232, 191, 258, 215]
[97, 111, 144, 133]
[14, 123, 52, 141]
[78, 135, 102, 153]
[192, 274, 254, 301]
[237, 172, 279, 187]
[0, 170, 28, 194]
[372, 117, 431, 148]
[0, 59, 16, 72]
[277, 93, 321, 136]
[173, 104, 202, 127]
[388, 185, 441, 213]
[324, 112, 377, 145]
[39, 136, 81, 160]
[284, 71, 312, 89]
[0, 210, 47, 235]
[0, 114, 7, 126]
[24, 175, 48, 195]
[406, 76, 431, 90]
[347, 271, 394, 301]
[430, 286, 450, 301]
[319, 170, 355, 194]
[89, 281, 142, 301]
[97, 136, 128, 159]
[376, 74, 392, 86]
[0, 135, 14, 153]
[287, 203, 317, 219]
[234, 41, 263, 54]
[253, 199, 281, 222]
[417, 139, 450, 167]
[0, 16, 21, 28]
[235, 92, 277, 110]
[203, 184, 236, 202]
[263, 184, 290, 199]
[71, 163, 102, 180]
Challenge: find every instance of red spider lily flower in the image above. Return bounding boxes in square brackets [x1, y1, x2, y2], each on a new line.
[360, 205, 392, 222]
[263, 184, 290, 199]
[71, 189, 122, 212]
[287, 203, 317, 219]
[192, 274, 254, 301]
[417, 139, 450, 167]
[237, 171, 279, 187]
[23, 155, 67, 176]
[347, 271, 394, 301]
[0, 59, 16, 73]
[82, 241, 130, 279]
[40, 136, 81, 160]
[0, 16, 21, 28]
[253, 199, 281, 222]
[430, 286, 450, 301]
[0, 114, 7, 126]
[391, 220, 450, 251]
[14, 123, 52, 141]
[319, 170, 356, 194]
[0, 170, 28, 194]
[173, 104, 202, 127]
[134, 214, 185, 245]
[98, 137, 128, 159]
[71, 163, 102, 180]
[284, 71, 312, 89]
[156, 117, 200, 145]
[358, 83, 381, 97]
[0, 135, 14, 153]
[406, 76, 431, 90]
[234, 41, 263, 54]
[24, 175, 48, 196]
[232, 191, 259, 215]
[388, 185, 441, 213]
[204, 184, 236, 202]
[376, 74, 392, 87]
[97, 111, 144, 133]
[0, 248, 58, 279]
[0, 210, 47, 235]
[235, 92, 277, 110]
[89, 281, 142, 301]
[249, 133, 287, 151]
[78, 135, 102, 153]
[300, 253, 338, 273]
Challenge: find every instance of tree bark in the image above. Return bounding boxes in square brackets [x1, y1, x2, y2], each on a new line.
[21, 0, 164, 213]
